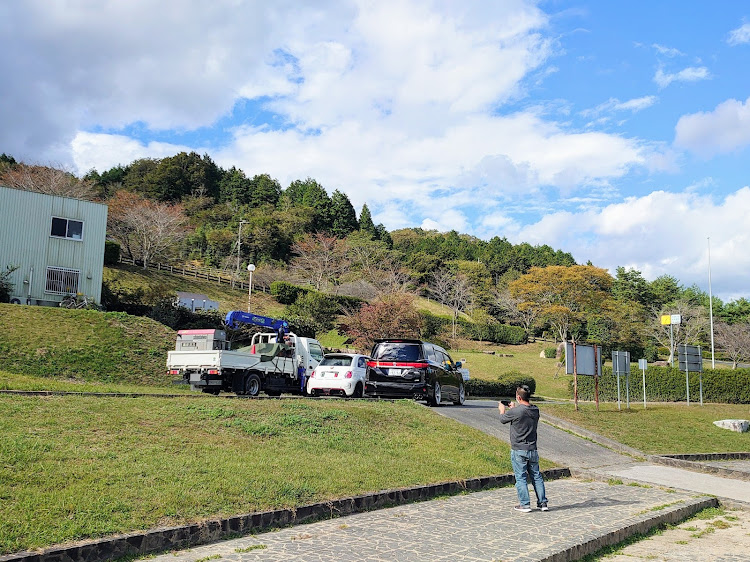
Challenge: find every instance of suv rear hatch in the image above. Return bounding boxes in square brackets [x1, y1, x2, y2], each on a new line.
[367, 341, 426, 384]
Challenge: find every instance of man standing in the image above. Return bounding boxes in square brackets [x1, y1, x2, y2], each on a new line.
[498, 384, 548, 512]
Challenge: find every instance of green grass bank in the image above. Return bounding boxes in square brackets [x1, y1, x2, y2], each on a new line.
[0, 395, 528, 554]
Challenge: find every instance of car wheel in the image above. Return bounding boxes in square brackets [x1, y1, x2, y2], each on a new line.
[244, 373, 261, 397]
[352, 382, 363, 398]
[453, 382, 465, 406]
[430, 382, 442, 407]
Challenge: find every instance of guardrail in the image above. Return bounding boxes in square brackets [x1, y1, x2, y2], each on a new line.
[117, 256, 270, 293]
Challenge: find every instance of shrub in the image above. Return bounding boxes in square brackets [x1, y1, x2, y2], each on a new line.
[458, 318, 527, 345]
[270, 281, 309, 304]
[571, 365, 750, 404]
[466, 371, 536, 398]
[104, 240, 121, 265]
[544, 347, 557, 359]
[0, 265, 19, 303]
[420, 311, 450, 339]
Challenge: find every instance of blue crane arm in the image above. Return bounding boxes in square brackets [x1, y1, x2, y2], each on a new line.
[224, 310, 289, 333]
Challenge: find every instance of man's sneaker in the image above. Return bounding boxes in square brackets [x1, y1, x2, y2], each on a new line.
[514, 505, 532, 513]
[540, 503, 549, 512]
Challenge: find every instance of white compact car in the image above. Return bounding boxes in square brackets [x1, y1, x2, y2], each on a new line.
[307, 353, 369, 398]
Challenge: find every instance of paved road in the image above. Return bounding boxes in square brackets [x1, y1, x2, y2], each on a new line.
[435, 399, 638, 471]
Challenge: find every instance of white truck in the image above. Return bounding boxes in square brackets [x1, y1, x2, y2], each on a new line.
[166, 311, 325, 397]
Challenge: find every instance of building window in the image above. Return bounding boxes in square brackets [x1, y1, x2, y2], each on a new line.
[45, 266, 80, 295]
[50, 217, 84, 240]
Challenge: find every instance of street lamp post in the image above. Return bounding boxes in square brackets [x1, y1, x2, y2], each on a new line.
[247, 263, 255, 312]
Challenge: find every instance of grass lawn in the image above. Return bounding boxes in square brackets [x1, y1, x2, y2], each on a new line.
[541, 402, 750, 455]
[0, 395, 525, 555]
[449, 342, 572, 399]
[104, 264, 286, 317]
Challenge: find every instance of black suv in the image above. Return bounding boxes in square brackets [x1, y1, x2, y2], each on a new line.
[365, 339, 466, 406]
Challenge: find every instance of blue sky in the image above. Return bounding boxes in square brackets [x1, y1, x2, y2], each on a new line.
[2, 1, 750, 301]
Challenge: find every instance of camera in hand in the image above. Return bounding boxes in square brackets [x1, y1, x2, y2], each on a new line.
[500, 400, 511, 406]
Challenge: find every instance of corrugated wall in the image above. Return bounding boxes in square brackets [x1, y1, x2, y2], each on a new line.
[0, 185, 108, 304]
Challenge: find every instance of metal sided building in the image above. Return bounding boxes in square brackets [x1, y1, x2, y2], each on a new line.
[0, 185, 108, 306]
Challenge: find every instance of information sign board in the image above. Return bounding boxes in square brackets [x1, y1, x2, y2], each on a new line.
[565, 342, 602, 376]
[678, 344, 703, 372]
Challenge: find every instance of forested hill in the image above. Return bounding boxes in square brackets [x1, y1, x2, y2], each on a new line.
[1, 151, 576, 289]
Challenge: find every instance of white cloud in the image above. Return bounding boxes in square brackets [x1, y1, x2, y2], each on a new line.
[513, 187, 750, 300]
[614, 96, 658, 112]
[654, 66, 710, 89]
[652, 43, 683, 57]
[728, 23, 750, 46]
[582, 96, 657, 118]
[674, 96, 750, 157]
[72, 132, 195, 173]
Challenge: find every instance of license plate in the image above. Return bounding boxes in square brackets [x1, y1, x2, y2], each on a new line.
[388, 368, 402, 376]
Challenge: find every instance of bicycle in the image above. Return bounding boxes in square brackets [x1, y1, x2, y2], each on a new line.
[59, 294, 90, 309]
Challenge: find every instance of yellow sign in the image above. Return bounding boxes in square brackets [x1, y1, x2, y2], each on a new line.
[661, 315, 671, 325]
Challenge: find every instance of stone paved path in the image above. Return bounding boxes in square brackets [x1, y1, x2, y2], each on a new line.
[150, 479, 707, 562]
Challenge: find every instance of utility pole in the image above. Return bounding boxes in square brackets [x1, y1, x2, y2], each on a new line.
[236, 220, 248, 289]
[708, 237, 715, 368]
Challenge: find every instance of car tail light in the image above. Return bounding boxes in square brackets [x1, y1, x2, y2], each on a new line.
[334, 372, 338, 377]
[207, 369, 219, 375]
[168, 369, 180, 375]
[311, 370, 316, 378]
[345, 371, 353, 378]
[367, 361, 429, 369]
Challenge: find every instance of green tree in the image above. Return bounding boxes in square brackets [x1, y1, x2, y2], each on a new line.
[612, 267, 654, 307]
[249, 174, 281, 208]
[358, 204, 376, 237]
[219, 167, 252, 204]
[330, 190, 358, 237]
[650, 275, 683, 310]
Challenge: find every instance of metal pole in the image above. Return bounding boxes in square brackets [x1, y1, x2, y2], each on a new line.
[616, 352, 621, 411]
[708, 238, 715, 369]
[642, 365, 646, 409]
[247, 263, 255, 313]
[686, 359, 690, 406]
[699, 346, 704, 406]
[594, 345, 599, 412]
[670, 323, 674, 367]
[573, 342, 578, 411]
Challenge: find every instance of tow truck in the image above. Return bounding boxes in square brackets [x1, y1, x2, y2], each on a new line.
[166, 311, 325, 396]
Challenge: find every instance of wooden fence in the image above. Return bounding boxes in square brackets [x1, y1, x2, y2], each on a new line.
[117, 257, 270, 294]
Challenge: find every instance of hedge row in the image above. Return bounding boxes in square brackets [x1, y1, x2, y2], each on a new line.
[419, 311, 527, 345]
[458, 318, 527, 345]
[570, 365, 750, 404]
[466, 372, 536, 398]
[270, 281, 365, 310]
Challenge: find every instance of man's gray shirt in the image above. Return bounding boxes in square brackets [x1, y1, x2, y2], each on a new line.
[499, 404, 539, 451]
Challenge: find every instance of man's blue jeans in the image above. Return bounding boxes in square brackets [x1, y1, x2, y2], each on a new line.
[510, 449, 547, 508]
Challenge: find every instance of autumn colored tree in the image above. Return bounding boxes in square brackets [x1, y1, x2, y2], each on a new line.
[290, 233, 347, 291]
[650, 299, 709, 365]
[345, 294, 422, 353]
[714, 321, 750, 369]
[430, 270, 475, 339]
[509, 265, 613, 342]
[107, 190, 188, 268]
[1, 162, 95, 199]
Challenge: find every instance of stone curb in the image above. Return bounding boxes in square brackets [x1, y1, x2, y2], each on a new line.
[536, 496, 719, 562]
[649, 452, 750, 482]
[540, 412, 646, 459]
[0, 469, 571, 562]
